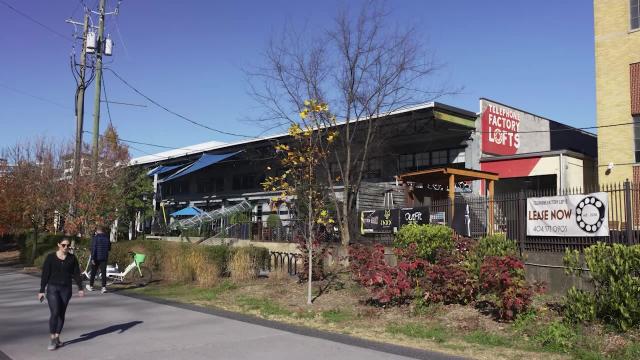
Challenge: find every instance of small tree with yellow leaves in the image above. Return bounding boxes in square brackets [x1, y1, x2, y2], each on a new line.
[262, 100, 338, 305]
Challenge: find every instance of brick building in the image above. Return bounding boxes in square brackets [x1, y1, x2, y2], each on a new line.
[594, 0, 640, 183]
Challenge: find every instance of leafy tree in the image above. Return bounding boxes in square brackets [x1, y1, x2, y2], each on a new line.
[2, 139, 68, 264]
[262, 100, 336, 304]
[65, 124, 132, 238]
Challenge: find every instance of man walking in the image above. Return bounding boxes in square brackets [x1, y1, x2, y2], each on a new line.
[86, 225, 111, 293]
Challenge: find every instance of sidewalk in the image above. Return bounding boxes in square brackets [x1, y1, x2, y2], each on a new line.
[0, 267, 461, 360]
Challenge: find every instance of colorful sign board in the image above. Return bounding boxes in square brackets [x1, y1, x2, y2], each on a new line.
[526, 193, 609, 237]
[360, 207, 430, 235]
[481, 103, 521, 155]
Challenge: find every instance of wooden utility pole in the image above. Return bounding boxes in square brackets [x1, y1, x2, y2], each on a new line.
[74, 15, 89, 182]
[91, 0, 106, 176]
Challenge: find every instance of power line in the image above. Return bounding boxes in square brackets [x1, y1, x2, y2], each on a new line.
[82, 130, 209, 151]
[81, 130, 275, 163]
[100, 100, 147, 108]
[0, 82, 72, 110]
[0, 0, 73, 41]
[451, 121, 637, 135]
[102, 76, 113, 126]
[104, 68, 260, 139]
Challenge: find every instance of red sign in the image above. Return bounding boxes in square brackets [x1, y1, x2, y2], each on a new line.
[482, 104, 521, 155]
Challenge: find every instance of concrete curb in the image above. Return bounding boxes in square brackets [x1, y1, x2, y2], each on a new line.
[0, 349, 11, 360]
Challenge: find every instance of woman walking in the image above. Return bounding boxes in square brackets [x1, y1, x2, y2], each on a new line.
[38, 238, 84, 350]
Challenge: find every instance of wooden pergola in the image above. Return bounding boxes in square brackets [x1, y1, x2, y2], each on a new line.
[399, 167, 500, 233]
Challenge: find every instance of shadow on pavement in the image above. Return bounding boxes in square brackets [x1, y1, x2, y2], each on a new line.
[107, 279, 161, 293]
[63, 321, 143, 346]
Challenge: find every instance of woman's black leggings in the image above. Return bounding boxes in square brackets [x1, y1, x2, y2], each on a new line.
[46, 284, 72, 334]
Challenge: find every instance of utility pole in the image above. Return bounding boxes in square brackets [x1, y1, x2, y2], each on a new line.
[74, 14, 89, 185]
[91, 0, 106, 176]
[66, 12, 90, 220]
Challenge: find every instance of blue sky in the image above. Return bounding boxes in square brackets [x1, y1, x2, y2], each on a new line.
[0, 1, 595, 158]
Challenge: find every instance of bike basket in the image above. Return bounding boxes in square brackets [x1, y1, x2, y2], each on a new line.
[134, 253, 146, 264]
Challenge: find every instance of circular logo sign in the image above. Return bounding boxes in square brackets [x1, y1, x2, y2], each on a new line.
[576, 196, 606, 233]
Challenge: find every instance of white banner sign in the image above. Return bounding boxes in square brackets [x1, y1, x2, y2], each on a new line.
[527, 192, 609, 237]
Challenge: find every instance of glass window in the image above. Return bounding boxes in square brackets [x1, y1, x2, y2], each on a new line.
[432, 150, 447, 165]
[232, 174, 255, 190]
[415, 152, 430, 169]
[214, 178, 224, 192]
[364, 158, 382, 179]
[632, 0, 640, 29]
[399, 154, 414, 172]
[450, 149, 466, 164]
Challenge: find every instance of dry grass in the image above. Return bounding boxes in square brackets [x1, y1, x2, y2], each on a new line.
[229, 249, 257, 282]
[161, 244, 219, 287]
[267, 267, 291, 283]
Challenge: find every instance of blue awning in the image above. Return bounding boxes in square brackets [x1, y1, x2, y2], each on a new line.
[170, 206, 203, 217]
[162, 152, 240, 182]
[147, 164, 186, 177]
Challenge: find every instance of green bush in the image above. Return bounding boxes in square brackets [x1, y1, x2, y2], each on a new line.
[202, 245, 230, 273]
[266, 214, 282, 228]
[230, 212, 250, 224]
[563, 243, 640, 330]
[468, 233, 517, 275]
[394, 224, 453, 261]
[534, 320, 577, 353]
[564, 288, 596, 324]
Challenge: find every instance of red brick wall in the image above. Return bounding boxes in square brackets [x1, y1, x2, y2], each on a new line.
[631, 63, 640, 115]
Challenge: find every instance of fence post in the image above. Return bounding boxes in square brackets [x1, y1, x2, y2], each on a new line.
[518, 190, 526, 257]
[624, 180, 633, 245]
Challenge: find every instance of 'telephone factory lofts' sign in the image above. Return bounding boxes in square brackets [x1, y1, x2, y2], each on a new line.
[526, 193, 609, 237]
[481, 103, 521, 155]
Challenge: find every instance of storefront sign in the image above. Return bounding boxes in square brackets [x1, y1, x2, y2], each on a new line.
[360, 207, 430, 235]
[482, 104, 521, 155]
[526, 193, 609, 237]
[430, 212, 446, 225]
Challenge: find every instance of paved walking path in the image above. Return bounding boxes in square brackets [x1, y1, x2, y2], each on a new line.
[0, 267, 462, 360]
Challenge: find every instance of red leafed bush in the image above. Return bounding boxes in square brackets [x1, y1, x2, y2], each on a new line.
[348, 244, 421, 305]
[420, 254, 477, 305]
[395, 243, 429, 277]
[479, 255, 534, 320]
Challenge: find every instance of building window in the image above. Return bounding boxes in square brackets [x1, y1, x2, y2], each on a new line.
[364, 158, 382, 179]
[197, 177, 224, 194]
[232, 174, 256, 190]
[432, 150, 448, 165]
[399, 154, 414, 172]
[450, 149, 466, 164]
[632, 0, 640, 30]
[635, 117, 640, 162]
[415, 152, 430, 170]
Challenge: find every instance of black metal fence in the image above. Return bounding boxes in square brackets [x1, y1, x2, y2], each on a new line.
[431, 181, 639, 252]
[270, 251, 301, 276]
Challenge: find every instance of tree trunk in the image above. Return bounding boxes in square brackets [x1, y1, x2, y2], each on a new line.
[341, 200, 350, 246]
[307, 190, 313, 305]
[30, 227, 38, 265]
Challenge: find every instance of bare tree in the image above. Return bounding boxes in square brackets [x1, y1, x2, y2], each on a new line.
[249, 2, 456, 245]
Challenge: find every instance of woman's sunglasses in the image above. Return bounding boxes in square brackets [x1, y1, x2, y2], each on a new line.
[60, 243, 70, 248]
